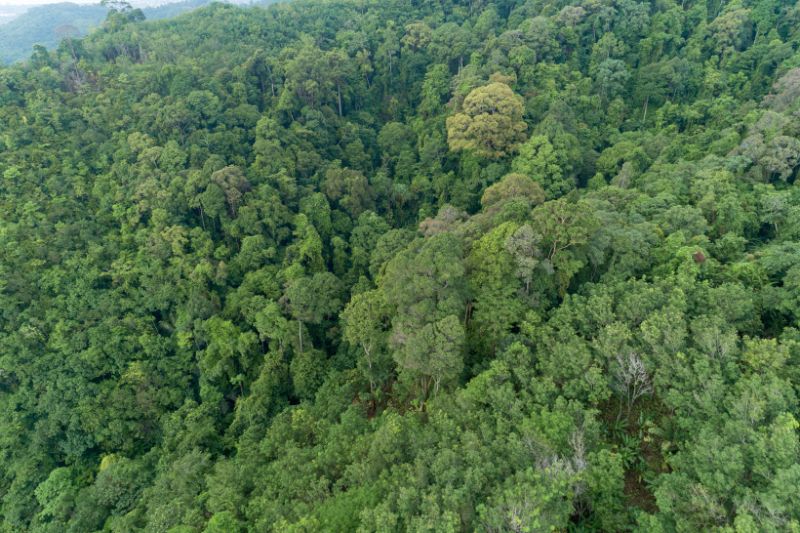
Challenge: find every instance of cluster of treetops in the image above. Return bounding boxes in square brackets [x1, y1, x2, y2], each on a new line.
[2, 0, 800, 530]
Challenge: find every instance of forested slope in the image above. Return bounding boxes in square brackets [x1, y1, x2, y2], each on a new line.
[2, 0, 800, 531]
[0, 0, 256, 65]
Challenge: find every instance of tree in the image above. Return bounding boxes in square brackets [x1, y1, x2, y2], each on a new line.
[381, 233, 467, 400]
[382, 233, 467, 326]
[480, 173, 545, 211]
[478, 467, 578, 532]
[102, 0, 145, 30]
[205, 511, 244, 533]
[199, 317, 258, 396]
[283, 214, 325, 277]
[419, 64, 450, 117]
[504, 223, 541, 297]
[611, 351, 653, 418]
[512, 135, 573, 199]
[284, 272, 344, 353]
[210, 165, 250, 216]
[402, 22, 433, 52]
[393, 314, 464, 398]
[325, 48, 355, 117]
[33, 467, 78, 523]
[322, 162, 375, 217]
[530, 198, 599, 294]
[761, 135, 800, 181]
[341, 290, 392, 396]
[765, 68, 800, 112]
[446, 81, 527, 158]
[591, 59, 630, 102]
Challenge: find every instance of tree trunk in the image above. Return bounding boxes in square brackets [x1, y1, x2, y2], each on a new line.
[362, 342, 375, 396]
[298, 320, 303, 354]
[642, 95, 649, 122]
[266, 65, 276, 98]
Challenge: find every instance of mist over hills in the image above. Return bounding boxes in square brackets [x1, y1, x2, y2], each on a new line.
[0, 0, 258, 64]
[0, 6, 31, 25]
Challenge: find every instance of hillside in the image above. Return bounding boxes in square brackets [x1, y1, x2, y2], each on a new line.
[0, 0, 239, 64]
[0, 6, 33, 25]
[2, 0, 800, 531]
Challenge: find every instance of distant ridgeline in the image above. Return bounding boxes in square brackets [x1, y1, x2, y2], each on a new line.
[0, 0, 243, 64]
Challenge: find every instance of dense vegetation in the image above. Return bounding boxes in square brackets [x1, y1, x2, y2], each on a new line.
[0, 0, 247, 65]
[2, 0, 800, 530]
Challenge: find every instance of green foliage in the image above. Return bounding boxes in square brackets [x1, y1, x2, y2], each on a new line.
[512, 134, 573, 199]
[2, 0, 800, 531]
[446, 81, 527, 159]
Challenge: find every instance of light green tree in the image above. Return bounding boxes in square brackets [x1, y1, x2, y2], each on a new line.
[446, 81, 527, 158]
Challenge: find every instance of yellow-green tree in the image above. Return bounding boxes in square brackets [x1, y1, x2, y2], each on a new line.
[446, 81, 527, 158]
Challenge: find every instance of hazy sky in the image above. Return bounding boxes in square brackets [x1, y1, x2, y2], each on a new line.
[0, 0, 235, 6]
[0, 0, 96, 4]
[0, 0, 180, 6]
